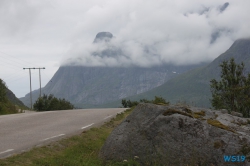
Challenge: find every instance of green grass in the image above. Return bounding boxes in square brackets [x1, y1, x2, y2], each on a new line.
[0, 108, 137, 166]
[0, 101, 19, 115]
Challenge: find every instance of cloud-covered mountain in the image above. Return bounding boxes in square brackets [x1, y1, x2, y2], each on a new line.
[20, 32, 206, 108]
[93, 32, 113, 43]
[124, 38, 250, 108]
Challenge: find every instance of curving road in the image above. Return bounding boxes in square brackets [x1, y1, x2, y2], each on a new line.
[0, 108, 126, 159]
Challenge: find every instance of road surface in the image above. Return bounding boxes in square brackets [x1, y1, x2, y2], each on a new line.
[0, 108, 126, 158]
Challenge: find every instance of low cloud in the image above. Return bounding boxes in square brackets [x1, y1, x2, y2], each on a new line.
[1, 0, 250, 97]
[62, 0, 250, 67]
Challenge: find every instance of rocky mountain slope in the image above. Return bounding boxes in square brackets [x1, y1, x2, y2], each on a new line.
[20, 32, 205, 108]
[124, 38, 250, 108]
[100, 103, 250, 165]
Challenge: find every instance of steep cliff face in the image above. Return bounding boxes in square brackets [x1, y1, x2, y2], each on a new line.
[20, 64, 201, 108]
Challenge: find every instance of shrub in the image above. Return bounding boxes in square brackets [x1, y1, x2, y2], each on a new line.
[33, 94, 74, 111]
[121, 96, 169, 108]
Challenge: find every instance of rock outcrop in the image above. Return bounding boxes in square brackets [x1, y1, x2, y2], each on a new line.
[99, 103, 250, 165]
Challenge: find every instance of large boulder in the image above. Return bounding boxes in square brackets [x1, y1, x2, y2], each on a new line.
[99, 103, 250, 165]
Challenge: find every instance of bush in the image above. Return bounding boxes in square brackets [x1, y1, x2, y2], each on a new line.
[121, 96, 169, 108]
[152, 96, 169, 104]
[33, 94, 74, 111]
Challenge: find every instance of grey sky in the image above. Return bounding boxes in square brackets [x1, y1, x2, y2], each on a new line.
[0, 0, 249, 97]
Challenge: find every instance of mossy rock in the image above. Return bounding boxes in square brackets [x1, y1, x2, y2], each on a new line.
[214, 141, 223, 149]
[155, 103, 169, 106]
[238, 144, 250, 160]
[182, 107, 192, 114]
[207, 119, 235, 133]
[192, 111, 206, 119]
[240, 120, 250, 125]
[194, 110, 205, 116]
[193, 114, 202, 119]
[163, 108, 193, 118]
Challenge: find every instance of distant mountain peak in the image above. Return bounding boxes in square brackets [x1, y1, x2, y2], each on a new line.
[93, 32, 113, 43]
[219, 2, 229, 13]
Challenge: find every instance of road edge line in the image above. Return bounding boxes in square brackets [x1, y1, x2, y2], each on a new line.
[81, 123, 94, 129]
[0, 149, 14, 155]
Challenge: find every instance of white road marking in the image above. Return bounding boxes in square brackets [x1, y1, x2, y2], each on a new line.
[41, 134, 65, 141]
[81, 123, 94, 129]
[104, 115, 113, 119]
[0, 149, 14, 155]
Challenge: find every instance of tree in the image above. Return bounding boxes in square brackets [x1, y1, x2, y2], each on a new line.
[0, 79, 18, 115]
[210, 58, 250, 117]
[0, 79, 7, 102]
[33, 94, 74, 111]
[121, 99, 127, 108]
[152, 96, 169, 104]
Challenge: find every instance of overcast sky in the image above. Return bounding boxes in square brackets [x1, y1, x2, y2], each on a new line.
[0, 0, 249, 98]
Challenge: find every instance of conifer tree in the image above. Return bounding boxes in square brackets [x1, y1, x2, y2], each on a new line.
[210, 58, 250, 117]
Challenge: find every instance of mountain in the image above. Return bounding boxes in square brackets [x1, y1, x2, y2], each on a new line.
[6, 88, 26, 107]
[20, 32, 206, 108]
[93, 32, 113, 43]
[0, 79, 26, 115]
[20, 65, 204, 108]
[124, 38, 250, 108]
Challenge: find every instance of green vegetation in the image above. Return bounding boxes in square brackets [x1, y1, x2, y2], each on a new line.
[121, 96, 169, 108]
[0, 79, 18, 115]
[210, 58, 250, 117]
[0, 108, 137, 166]
[33, 94, 74, 111]
[121, 99, 139, 108]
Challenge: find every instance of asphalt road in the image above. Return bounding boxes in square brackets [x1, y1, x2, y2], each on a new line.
[0, 108, 126, 158]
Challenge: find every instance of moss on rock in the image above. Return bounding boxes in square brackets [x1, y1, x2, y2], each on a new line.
[214, 141, 222, 149]
[155, 103, 169, 106]
[163, 108, 193, 118]
[195, 111, 206, 116]
[207, 119, 235, 133]
[182, 107, 192, 114]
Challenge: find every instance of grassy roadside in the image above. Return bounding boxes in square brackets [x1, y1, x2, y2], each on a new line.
[0, 107, 137, 166]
